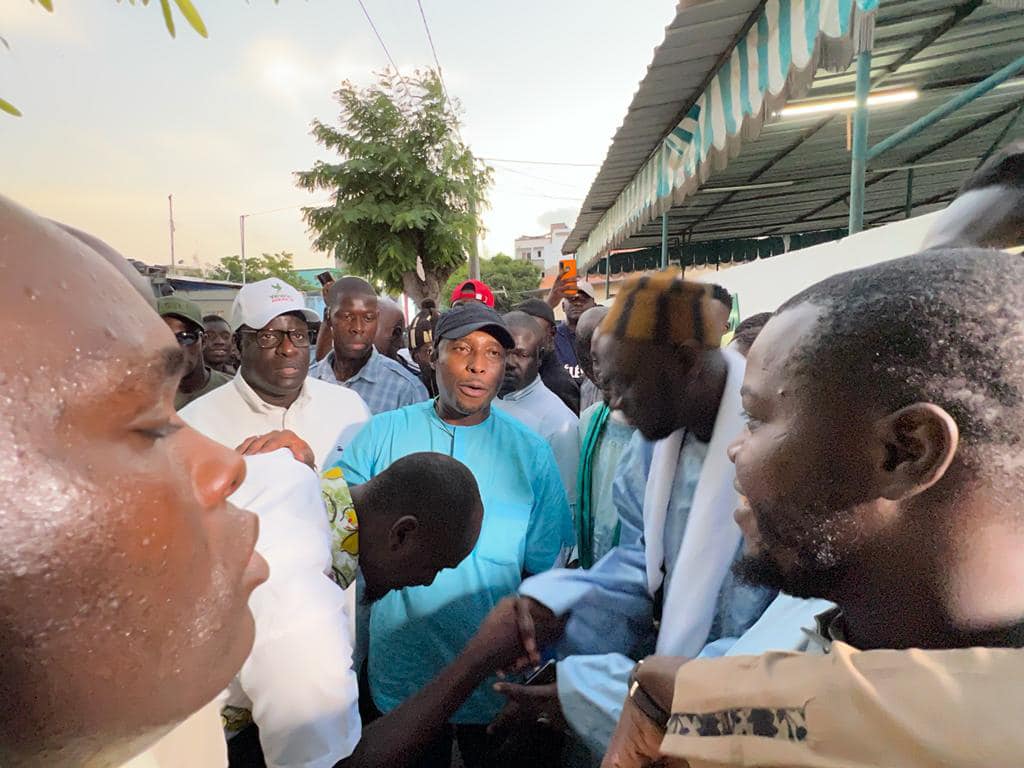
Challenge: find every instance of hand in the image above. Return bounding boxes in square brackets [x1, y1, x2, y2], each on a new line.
[499, 597, 567, 677]
[602, 656, 689, 768]
[236, 430, 315, 469]
[461, 596, 532, 675]
[602, 694, 677, 768]
[545, 269, 577, 309]
[320, 278, 335, 305]
[489, 681, 566, 737]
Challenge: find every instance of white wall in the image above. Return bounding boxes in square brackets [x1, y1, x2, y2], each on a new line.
[696, 212, 941, 317]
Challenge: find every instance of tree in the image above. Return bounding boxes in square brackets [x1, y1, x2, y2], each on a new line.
[443, 253, 542, 314]
[295, 69, 492, 306]
[6, 0, 263, 116]
[206, 251, 314, 291]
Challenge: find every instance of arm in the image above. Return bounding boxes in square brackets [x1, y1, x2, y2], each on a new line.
[523, 440, 575, 576]
[332, 413, 379, 482]
[232, 452, 362, 768]
[519, 433, 656, 656]
[316, 284, 334, 362]
[335, 598, 528, 768]
[660, 644, 1024, 768]
[549, 413, 581, 510]
[602, 657, 688, 768]
[545, 268, 575, 309]
[397, 376, 430, 408]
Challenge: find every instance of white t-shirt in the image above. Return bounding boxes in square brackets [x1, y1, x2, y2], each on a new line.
[180, 373, 370, 468]
[227, 450, 360, 767]
[121, 702, 227, 768]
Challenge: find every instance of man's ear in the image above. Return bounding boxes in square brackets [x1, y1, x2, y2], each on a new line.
[388, 515, 420, 552]
[875, 403, 959, 500]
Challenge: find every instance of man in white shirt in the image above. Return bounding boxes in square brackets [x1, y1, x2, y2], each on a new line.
[494, 311, 580, 511]
[180, 278, 370, 467]
[232, 438, 545, 768]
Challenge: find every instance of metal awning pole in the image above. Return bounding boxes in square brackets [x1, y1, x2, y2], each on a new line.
[868, 54, 1024, 162]
[848, 50, 873, 235]
[904, 167, 915, 219]
[660, 213, 669, 269]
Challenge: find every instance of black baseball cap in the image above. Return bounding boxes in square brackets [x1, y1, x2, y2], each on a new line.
[435, 303, 515, 349]
[514, 298, 556, 326]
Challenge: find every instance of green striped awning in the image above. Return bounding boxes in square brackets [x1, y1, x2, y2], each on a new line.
[576, 0, 879, 266]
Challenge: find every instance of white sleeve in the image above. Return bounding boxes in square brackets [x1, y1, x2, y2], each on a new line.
[232, 451, 361, 768]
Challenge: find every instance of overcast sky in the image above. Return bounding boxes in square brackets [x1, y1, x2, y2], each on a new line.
[4, 0, 675, 270]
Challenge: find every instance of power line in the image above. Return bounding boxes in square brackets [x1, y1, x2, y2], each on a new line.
[355, 0, 411, 93]
[480, 157, 600, 168]
[242, 201, 332, 218]
[416, 0, 454, 116]
[490, 163, 581, 189]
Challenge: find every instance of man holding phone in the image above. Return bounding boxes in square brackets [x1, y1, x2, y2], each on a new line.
[546, 261, 598, 385]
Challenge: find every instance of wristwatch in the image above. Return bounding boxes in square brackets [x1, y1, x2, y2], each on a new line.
[628, 662, 671, 730]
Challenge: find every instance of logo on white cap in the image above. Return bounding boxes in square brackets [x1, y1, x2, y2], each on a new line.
[229, 278, 320, 331]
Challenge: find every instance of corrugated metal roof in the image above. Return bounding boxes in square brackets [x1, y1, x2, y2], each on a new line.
[564, 0, 766, 254]
[567, 0, 1024, 262]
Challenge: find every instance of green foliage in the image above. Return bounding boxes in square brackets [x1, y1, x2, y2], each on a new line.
[206, 251, 315, 291]
[295, 69, 492, 304]
[6, 0, 257, 115]
[443, 253, 542, 314]
[28, 0, 209, 37]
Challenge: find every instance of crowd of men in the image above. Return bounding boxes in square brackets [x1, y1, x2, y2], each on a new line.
[1, 139, 1023, 768]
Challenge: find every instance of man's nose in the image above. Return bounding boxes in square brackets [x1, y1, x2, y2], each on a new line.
[278, 336, 300, 356]
[727, 435, 742, 464]
[468, 352, 487, 372]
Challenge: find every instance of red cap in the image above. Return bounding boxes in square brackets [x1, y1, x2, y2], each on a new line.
[450, 279, 495, 308]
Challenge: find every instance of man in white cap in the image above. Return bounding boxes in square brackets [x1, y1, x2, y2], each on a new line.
[180, 278, 370, 467]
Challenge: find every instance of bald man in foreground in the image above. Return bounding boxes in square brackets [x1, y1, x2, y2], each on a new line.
[0, 196, 267, 767]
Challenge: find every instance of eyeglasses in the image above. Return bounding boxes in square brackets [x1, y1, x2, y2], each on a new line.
[175, 330, 203, 347]
[240, 329, 311, 349]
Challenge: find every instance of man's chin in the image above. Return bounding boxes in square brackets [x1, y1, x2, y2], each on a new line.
[636, 421, 677, 441]
[361, 583, 391, 605]
[733, 552, 840, 600]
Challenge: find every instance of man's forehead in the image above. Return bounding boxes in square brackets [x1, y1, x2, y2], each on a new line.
[452, 330, 503, 347]
[744, 303, 822, 393]
[1, 200, 171, 374]
[264, 312, 308, 329]
[338, 292, 378, 306]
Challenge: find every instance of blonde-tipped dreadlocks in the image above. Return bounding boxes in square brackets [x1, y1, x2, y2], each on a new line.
[600, 271, 722, 350]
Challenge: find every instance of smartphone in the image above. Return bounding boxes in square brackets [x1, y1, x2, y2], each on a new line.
[524, 659, 556, 686]
[559, 259, 578, 297]
[316, 271, 335, 287]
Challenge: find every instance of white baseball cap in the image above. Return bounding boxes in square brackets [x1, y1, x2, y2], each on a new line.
[576, 280, 598, 300]
[229, 278, 320, 331]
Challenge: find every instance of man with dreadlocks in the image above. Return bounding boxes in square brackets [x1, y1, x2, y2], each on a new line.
[489, 272, 773, 762]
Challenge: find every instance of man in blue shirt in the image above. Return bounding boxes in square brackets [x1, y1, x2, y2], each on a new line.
[311, 277, 428, 414]
[331, 302, 573, 767]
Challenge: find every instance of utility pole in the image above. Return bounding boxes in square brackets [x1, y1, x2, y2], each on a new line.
[239, 214, 248, 284]
[468, 197, 481, 280]
[168, 194, 176, 269]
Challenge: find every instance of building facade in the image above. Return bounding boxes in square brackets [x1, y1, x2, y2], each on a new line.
[515, 223, 571, 271]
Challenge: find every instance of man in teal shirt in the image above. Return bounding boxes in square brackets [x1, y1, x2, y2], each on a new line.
[328, 303, 572, 766]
